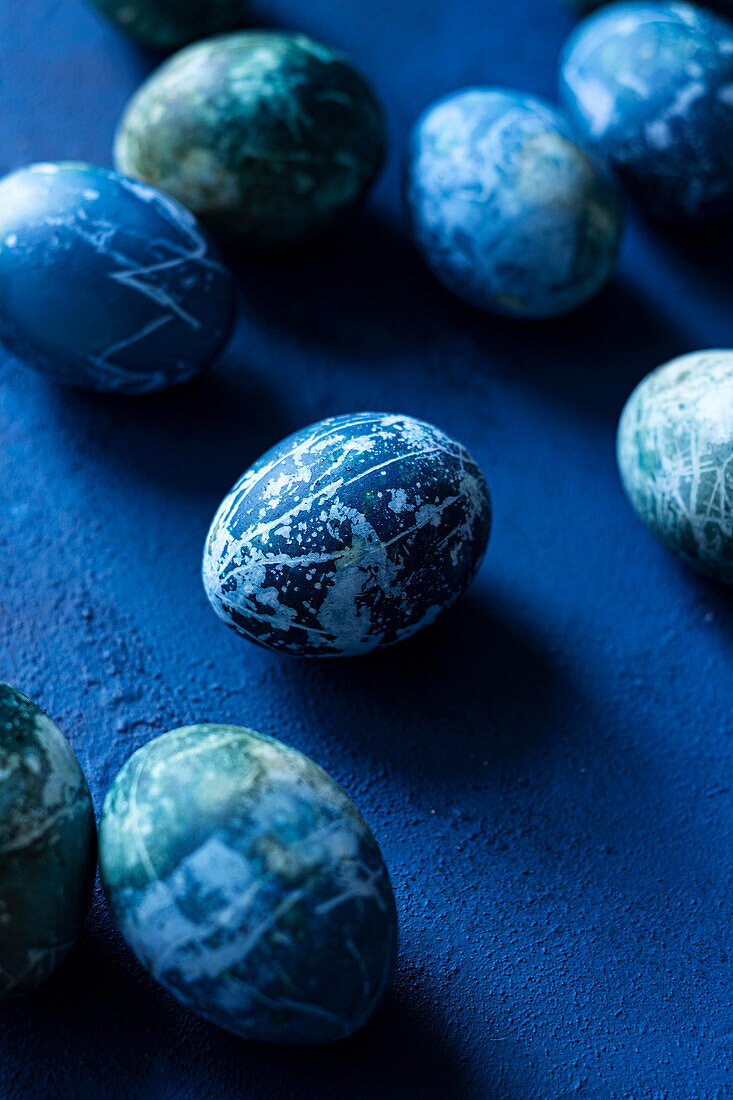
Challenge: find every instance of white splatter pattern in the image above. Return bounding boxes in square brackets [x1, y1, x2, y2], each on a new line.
[202, 413, 492, 656]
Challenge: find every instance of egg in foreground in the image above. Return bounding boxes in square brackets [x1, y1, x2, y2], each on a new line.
[617, 349, 733, 582]
[0, 683, 96, 999]
[405, 88, 623, 318]
[559, 1, 733, 223]
[114, 32, 387, 249]
[0, 162, 234, 393]
[99, 724, 397, 1044]
[202, 412, 492, 657]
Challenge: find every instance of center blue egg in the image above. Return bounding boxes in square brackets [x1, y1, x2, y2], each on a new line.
[203, 413, 492, 657]
[0, 162, 235, 393]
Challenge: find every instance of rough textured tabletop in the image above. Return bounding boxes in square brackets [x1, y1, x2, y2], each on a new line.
[1, 2, 731, 1098]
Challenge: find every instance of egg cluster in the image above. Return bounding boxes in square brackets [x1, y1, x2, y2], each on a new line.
[2, 0, 732, 1053]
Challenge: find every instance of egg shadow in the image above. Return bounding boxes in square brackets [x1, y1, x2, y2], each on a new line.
[250, 962, 480, 1100]
[226, 207, 689, 426]
[42, 353, 293, 502]
[639, 216, 733, 302]
[466, 273, 689, 425]
[0, 890, 477, 1100]
[275, 586, 575, 785]
[221, 207, 441, 361]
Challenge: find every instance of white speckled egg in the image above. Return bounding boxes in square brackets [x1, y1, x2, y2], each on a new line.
[202, 412, 492, 656]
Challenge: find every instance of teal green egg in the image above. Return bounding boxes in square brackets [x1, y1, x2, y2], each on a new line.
[0, 683, 96, 999]
[114, 31, 387, 250]
[99, 724, 397, 1044]
[617, 350, 733, 582]
[87, 0, 247, 50]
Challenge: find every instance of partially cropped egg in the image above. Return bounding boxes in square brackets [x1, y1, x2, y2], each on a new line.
[202, 412, 492, 657]
[114, 32, 387, 250]
[617, 349, 733, 582]
[0, 683, 96, 999]
[559, 1, 733, 223]
[0, 162, 234, 393]
[99, 723, 397, 1044]
[87, 0, 247, 51]
[405, 88, 623, 318]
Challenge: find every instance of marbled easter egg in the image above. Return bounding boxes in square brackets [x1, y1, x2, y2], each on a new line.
[202, 412, 492, 657]
[0, 683, 96, 999]
[559, 1, 733, 223]
[114, 32, 387, 249]
[617, 350, 733, 581]
[87, 0, 247, 51]
[405, 89, 623, 318]
[99, 724, 397, 1044]
[0, 162, 234, 394]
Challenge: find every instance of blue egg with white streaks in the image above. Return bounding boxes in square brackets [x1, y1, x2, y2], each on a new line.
[203, 412, 492, 657]
[405, 89, 623, 319]
[559, 1, 733, 223]
[100, 723, 397, 1044]
[0, 162, 234, 393]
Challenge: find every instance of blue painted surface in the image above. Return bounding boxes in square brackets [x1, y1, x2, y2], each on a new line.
[405, 89, 623, 318]
[559, 1, 733, 224]
[0, 1, 731, 1098]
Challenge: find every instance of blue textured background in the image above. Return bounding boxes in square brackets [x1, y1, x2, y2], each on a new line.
[1, 2, 731, 1097]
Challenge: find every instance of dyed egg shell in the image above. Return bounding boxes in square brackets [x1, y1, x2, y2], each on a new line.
[617, 350, 733, 582]
[99, 724, 397, 1044]
[202, 412, 492, 657]
[114, 32, 387, 250]
[559, 1, 733, 223]
[405, 89, 623, 319]
[0, 163, 234, 394]
[0, 683, 96, 999]
[87, 0, 247, 51]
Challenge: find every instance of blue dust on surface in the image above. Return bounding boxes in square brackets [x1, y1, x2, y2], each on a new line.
[0, 1, 731, 1098]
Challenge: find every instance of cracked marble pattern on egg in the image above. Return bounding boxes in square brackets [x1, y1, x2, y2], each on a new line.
[114, 31, 386, 249]
[202, 412, 492, 657]
[0, 162, 234, 393]
[559, 1, 733, 222]
[99, 724, 397, 1044]
[405, 88, 623, 318]
[0, 683, 96, 1000]
[617, 350, 733, 582]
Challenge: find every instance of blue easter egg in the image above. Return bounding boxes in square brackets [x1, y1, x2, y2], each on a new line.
[0, 162, 235, 393]
[617, 349, 733, 581]
[202, 412, 492, 657]
[99, 723, 397, 1044]
[404, 89, 623, 318]
[559, 1, 733, 223]
[0, 683, 96, 999]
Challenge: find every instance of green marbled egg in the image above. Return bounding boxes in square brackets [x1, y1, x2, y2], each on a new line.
[99, 724, 397, 1044]
[114, 32, 387, 250]
[617, 349, 733, 582]
[0, 683, 96, 999]
[87, 0, 247, 50]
